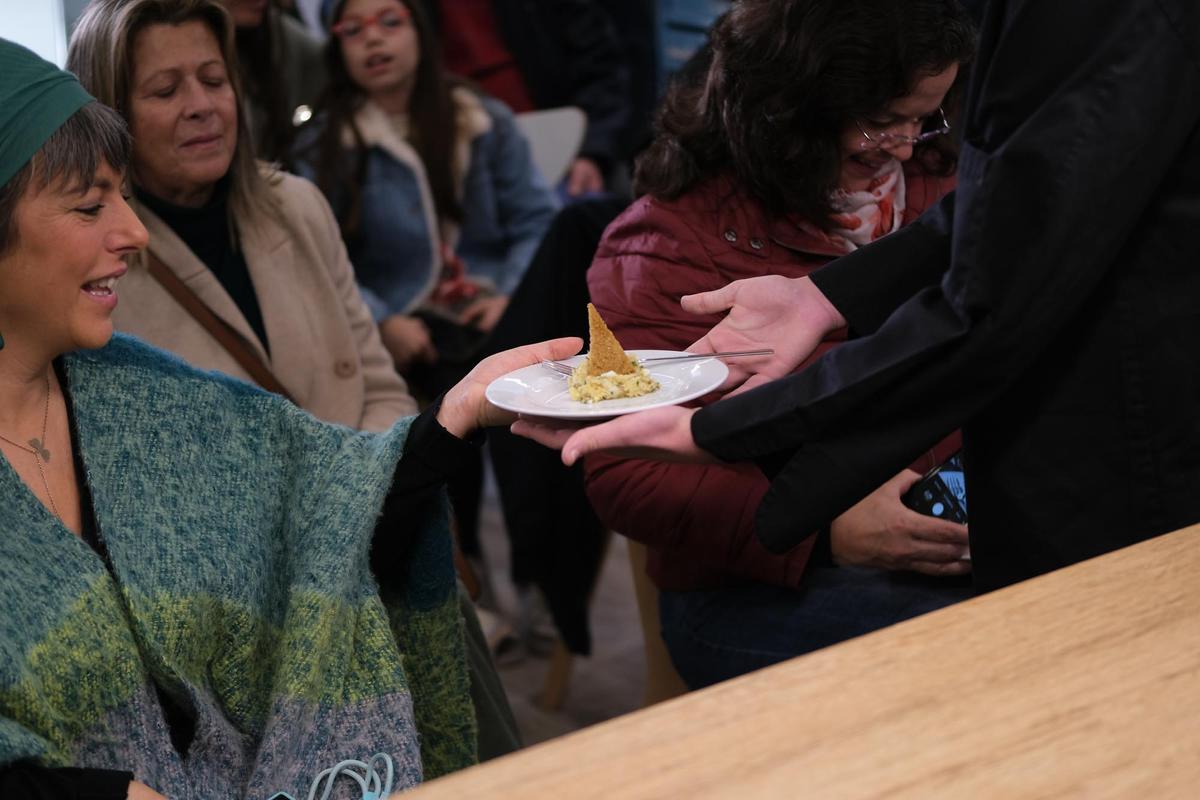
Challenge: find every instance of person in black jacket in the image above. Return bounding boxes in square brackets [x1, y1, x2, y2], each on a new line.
[417, 0, 631, 195]
[220, 0, 327, 164]
[517, 0, 1200, 593]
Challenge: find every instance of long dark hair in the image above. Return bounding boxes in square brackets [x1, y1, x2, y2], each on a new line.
[636, 0, 977, 224]
[303, 0, 461, 240]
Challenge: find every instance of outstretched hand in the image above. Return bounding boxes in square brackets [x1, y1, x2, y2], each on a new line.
[684, 274, 845, 394]
[502, 275, 846, 463]
[437, 337, 584, 438]
[512, 405, 715, 466]
[507, 275, 847, 463]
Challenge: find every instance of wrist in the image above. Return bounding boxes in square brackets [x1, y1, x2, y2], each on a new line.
[679, 406, 700, 446]
[827, 516, 852, 566]
[828, 525, 842, 563]
[436, 384, 477, 439]
[805, 277, 846, 333]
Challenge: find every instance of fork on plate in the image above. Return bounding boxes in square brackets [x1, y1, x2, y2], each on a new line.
[540, 360, 577, 376]
[539, 349, 773, 376]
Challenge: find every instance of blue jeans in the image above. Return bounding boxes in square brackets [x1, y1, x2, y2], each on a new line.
[658, 566, 974, 689]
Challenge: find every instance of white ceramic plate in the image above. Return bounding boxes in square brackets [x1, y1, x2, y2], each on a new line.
[485, 350, 729, 420]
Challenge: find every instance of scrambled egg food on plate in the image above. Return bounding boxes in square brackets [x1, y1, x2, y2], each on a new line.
[569, 304, 661, 403]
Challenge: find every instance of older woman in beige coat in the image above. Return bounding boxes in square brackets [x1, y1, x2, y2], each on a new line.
[68, 0, 413, 431]
[66, 0, 521, 762]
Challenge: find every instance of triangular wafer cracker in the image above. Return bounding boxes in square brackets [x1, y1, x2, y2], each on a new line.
[586, 303, 636, 375]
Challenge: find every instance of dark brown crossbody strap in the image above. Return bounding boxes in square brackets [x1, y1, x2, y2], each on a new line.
[144, 251, 295, 403]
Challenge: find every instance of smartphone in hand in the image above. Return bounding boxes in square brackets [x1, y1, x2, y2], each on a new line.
[902, 452, 967, 525]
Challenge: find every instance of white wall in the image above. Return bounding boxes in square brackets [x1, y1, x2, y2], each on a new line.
[0, 0, 68, 66]
[63, 0, 90, 37]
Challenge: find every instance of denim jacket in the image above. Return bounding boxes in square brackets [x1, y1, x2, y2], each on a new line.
[294, 88, 558, 319]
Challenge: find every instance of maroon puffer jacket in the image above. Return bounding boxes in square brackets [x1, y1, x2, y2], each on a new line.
[585, 165, 960, 591]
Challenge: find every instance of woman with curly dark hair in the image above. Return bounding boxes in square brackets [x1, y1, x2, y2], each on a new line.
[584, 0, 977, 688]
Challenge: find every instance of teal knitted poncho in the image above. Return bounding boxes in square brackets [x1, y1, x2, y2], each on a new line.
[0, 336, 476, 797]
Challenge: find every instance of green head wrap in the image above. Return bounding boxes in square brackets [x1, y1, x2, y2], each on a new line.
[0, 38, 95, 190]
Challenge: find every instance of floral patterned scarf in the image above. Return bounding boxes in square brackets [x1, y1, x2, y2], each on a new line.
[797, 159, 907, 253]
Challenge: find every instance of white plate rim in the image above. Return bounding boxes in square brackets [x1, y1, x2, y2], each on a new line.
[485, 349, 728, 420]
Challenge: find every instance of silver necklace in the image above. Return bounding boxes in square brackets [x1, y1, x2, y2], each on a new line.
[0, 372, 61, 520]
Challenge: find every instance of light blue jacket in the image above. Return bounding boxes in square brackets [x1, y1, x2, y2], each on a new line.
[295, 89, 558, 319]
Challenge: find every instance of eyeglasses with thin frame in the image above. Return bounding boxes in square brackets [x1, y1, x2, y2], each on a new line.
[855, 107, 951, 150]
[331, 7, 412, 40]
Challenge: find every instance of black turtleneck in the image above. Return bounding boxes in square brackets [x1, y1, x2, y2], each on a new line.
[135, 180, 270, 353]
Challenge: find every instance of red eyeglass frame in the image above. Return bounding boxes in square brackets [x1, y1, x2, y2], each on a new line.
[331, 7, 412, 39]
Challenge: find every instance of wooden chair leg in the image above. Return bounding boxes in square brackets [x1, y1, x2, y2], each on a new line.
[626, 539, 689, 707]
[536, 640, 575, 711]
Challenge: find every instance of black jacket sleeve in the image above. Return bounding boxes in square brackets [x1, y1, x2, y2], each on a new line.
[693, 0, 1200, 552]
[0, 763, 133, 800]
[811, 190, 954, 338]
[370, 397, 483, 585]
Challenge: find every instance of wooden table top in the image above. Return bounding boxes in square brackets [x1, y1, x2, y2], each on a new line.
[406, 526, 1200, 799]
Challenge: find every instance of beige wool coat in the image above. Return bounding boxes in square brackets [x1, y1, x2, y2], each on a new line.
[114, 169, 417, 432]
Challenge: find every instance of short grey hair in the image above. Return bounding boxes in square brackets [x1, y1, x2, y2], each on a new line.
[0, 101, 131, 258]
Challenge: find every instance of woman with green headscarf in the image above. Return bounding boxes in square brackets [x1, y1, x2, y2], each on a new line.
[0, 38, 578, 800]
